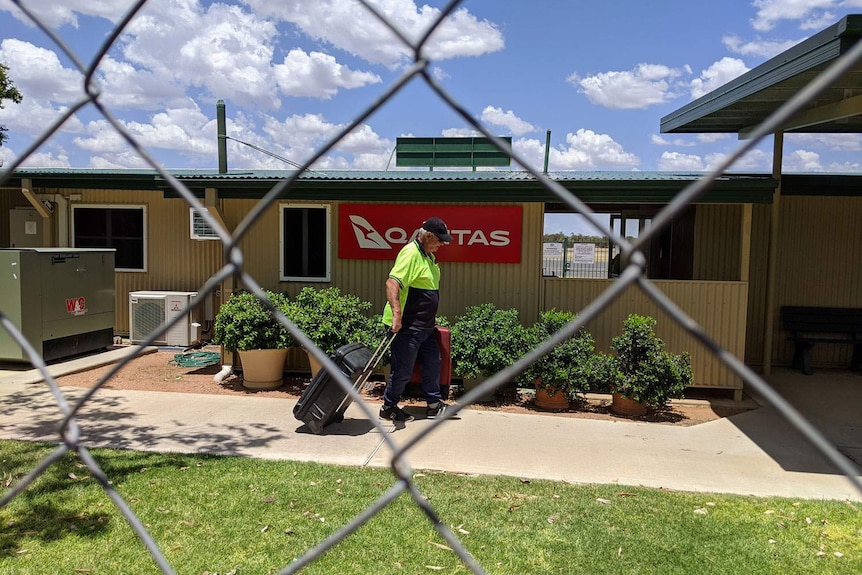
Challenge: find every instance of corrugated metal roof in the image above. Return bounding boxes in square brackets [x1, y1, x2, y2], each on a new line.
[3, 167, 780, 203]
[7, 167, 767, 182]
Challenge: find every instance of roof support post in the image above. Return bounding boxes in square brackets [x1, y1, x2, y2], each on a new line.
[762, 131, 784, 375]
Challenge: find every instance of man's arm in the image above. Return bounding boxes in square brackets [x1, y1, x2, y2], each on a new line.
[385, 277, 403, 332]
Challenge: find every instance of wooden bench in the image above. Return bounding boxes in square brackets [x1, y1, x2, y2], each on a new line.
[780, 306, 862, 375]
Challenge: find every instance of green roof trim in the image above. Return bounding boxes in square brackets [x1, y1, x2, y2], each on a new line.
[2, 168, 781, 204]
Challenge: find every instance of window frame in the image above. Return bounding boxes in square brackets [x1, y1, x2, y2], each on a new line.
[71, 204, 147, 272]
[279, 203, 331, 282]
[189, 207, 220, 240]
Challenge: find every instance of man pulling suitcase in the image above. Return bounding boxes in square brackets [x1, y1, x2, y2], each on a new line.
[379, 217, 452, 423]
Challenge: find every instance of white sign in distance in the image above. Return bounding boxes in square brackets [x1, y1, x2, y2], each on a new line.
[543, 242, 563, 257]
[573, 243, 596, 264]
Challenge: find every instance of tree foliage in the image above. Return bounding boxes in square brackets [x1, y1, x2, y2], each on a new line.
[0, 63, 24, 148]
[542, 232, 610, 248]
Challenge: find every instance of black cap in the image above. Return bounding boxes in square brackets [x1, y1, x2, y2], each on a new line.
[422, 217, 453, 243]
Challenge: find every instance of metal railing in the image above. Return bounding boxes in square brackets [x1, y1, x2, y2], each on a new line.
[1, 1, 861, 574]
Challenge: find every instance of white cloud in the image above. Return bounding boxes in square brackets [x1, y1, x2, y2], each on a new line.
[88, 151, 151, 169]
[18, 150, 72, 168]
[786, 132, 862, 152]
[122, 2, 283, 110]
[273, 49, 381, 99]
[783, 149, 823, 171]
[0, 97, 85, 137]
[690, 57, 749, 99]
[0, 144, 72, 169]
[479, 106, 535, 136]
[72, 101, 217, 166]
[721, 34, 802, 58]
[750, 0, 836, 32]
[95, 56, 187, 110]
[260, 113, 393, 170]
[523, 129, 639, 170]
[0, 39, 83, 103]
[697, 133, 731, 144]
[657, 151, 704, 171]
[441, 127, 481, 137]
[243, 0, 504, 68]
[825, 160, 862, 172]
[568, 64, 684, 109]
[651, 134, 696, 147]
[0, 0, 129, 28]
[704, 149, 771, 171]
[657, 148, 771, 172]
[432, 66, 450, 81]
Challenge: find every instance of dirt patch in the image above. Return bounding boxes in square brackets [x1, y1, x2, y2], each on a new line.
[52, 347, 755, 427]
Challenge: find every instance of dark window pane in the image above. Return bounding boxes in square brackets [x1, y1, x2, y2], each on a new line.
[74, 208, 107, 236]
[73, 207, 145, 270]
[282, 207, 327, 279]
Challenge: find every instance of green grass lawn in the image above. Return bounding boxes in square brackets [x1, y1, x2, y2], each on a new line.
[1, 439, 859, 574]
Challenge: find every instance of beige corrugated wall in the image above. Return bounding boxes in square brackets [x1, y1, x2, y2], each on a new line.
[543, 278, 747, 390]
[745, 204, 771, 366]
[770, 196, 862, 368]
[694, 204, 742, 281]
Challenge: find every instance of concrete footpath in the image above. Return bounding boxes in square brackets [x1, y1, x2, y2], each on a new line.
[0, 346, 860, 501]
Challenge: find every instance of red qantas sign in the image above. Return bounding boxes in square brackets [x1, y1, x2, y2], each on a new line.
[338, 204, 522, 263]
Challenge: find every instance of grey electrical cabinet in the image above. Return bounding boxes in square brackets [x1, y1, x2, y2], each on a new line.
[0, 248, 116, 363]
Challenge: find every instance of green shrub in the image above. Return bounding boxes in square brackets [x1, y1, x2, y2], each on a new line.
[212, 290, 293, 352]
[527, 309, 595, 399]
[287, 287, 373, 356]
[608, 314, 692, 407]
[450, 303, 531, 383]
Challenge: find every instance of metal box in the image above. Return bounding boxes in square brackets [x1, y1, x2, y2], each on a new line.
[129, 291, 200, 347]
[0, 248, 116, 362]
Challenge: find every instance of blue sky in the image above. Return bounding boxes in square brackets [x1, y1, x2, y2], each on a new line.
[2, 1, 862, 235]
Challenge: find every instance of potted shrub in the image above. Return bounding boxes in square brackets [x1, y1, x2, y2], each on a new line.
[450, 303, 532, 401]
[212, 290, 294, 389]
[287, 287, 373, 375]
[527, 309, 596, 410]
[607, 314, 692, 416]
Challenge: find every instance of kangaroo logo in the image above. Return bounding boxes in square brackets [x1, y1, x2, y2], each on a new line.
[349, 215, 391, 249]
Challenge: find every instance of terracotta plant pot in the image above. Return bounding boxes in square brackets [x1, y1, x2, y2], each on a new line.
[534, 380, 570, 411]
[611, 392, 648, 416]
[238, 348, 288, 390]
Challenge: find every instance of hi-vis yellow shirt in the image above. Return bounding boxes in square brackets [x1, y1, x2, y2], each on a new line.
[382, 239, 441, 329]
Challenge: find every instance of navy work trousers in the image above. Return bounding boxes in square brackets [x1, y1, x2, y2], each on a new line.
[383, 326, 441, 406]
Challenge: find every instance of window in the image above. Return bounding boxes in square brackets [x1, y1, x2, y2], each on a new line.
[72, 205, 146, 272]
[280, 204, 331, 281]
[190, 207, 219, 240]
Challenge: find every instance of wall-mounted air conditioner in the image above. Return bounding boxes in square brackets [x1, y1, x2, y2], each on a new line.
[129, 291, 200, 346]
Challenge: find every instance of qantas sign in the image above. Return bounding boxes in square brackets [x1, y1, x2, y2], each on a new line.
[338, 204, 522, 263]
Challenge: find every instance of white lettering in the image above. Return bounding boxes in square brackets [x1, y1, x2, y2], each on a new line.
[367, 224, 512, 249]
[467, 230, 489, 246]
[385, 227, 408, 244]
[490, 230, 510, 246]
[451, 229, 470, 244]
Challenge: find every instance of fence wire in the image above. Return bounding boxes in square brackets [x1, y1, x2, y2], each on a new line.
[1, 1, 861, 573]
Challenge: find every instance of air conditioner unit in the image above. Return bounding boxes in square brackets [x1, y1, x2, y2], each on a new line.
[129, 291, 200, 346]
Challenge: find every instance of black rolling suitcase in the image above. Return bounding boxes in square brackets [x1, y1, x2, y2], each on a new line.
[293, 333, 394, 434]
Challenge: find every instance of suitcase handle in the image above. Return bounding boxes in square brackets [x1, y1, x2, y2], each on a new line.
[364, 329, 395, 373]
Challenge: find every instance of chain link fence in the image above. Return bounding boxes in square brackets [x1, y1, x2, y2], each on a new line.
[2, 1, 862, 573]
